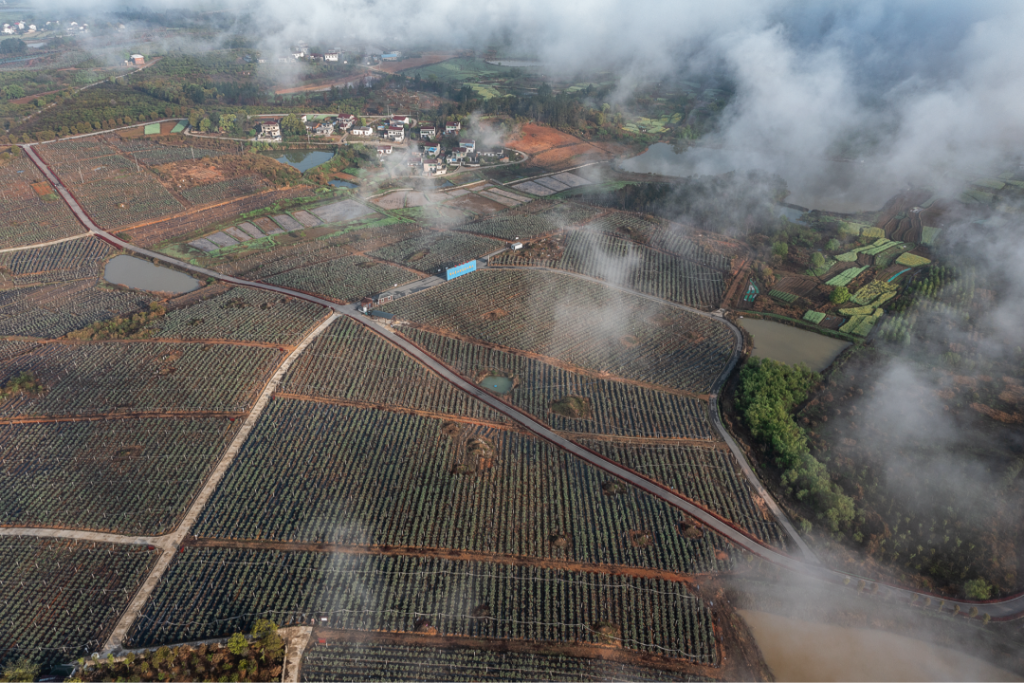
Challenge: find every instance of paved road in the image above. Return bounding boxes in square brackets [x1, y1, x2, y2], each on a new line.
[19, 143, 1024, 622]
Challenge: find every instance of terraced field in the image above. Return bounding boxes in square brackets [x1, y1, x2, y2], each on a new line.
[0, 537, 157, 672]
[404, 328, 714, 439]
[128, 548, 719, 664]
[0, 417, 238, 534]
[192, 399, 734, 574]
[301, 641, 690, 682]
[155, 286, 328, 345]
[0, 341, 282, 417]
[369, 231, 503, 274]
[266, 255, 420, 304]
[278, 315, 506, 422]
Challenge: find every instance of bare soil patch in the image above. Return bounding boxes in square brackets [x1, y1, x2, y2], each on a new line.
[509, 124, 584, 155]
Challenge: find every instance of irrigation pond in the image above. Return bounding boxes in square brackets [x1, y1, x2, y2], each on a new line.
[104, 255, 200, 294]
[266, 150, 334, 173]
[739, 318, 850, 373]
[479, 376, 514, 395]
[740, 611, 1020, 681]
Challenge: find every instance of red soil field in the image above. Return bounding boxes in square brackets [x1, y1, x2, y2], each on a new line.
[378, 54, 459, 74]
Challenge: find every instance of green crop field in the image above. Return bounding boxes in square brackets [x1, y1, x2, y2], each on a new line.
[0, 537, 157, 672]
[403, 327, 715, 440]
[301, 640, 688, 681]
[403, 57, 516, 85]
[278, 316, 507, 422]
[128, 548, 719, 663]
[0, 418, 237, 534]
[0, 341, 282, 417]
[265, 254, 420, 304]
[192, 399, 735, 574]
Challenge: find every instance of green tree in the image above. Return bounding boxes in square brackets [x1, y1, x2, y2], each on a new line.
[280, 114, 305, 136]
[830, 285, 850, 304]
[826, 238, 841, 253]
[227, 632, 249, 656]
[736, 357, 855, 531]
[964, 578, 992, 600]
[0, 38, 27, 55]
[199, 117, 211, 133]
[2, 656, 40, 682]
[810, 252, 826, 270]
[2, 84, 25, 100]
[772, 241, 789, 259]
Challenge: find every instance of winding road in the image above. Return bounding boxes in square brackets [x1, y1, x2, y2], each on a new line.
[14, 142, 1024, 628]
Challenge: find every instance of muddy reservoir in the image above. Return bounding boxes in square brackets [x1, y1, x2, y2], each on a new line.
[739, 318, 849, 372]
[104, 255, 200, 294]
[266, 150, 334, 173]
[740, 611, 1020, 681]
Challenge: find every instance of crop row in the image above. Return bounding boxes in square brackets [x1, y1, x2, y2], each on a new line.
[0, 340, 39, 362]
[0, 341, 282, 417]
[128, 548, 718, 664]
[0, 159, 84, 249]
[403, 327, 714, 440]
[0, 238, 113, 286]
[581, 440, 784, 547]
[266, 255, 420, 304]
[193, 399, 734, 574]
[279, 316, 506, 422]
[369, 231, 503, 275]
[381, 269, 735, 394]
[557, 231, 725, 309]
[106, 139, 224, 166]
[0, 536, 157, 673]
[456, 203, 602, 240]
[0, 281, 151, 339]
[155, 286, 327, 345]
[584, 214, 730, 271]
[301, 640, 684, 682]
[0, 417, 237, 535]
[180, 175, 269, 206]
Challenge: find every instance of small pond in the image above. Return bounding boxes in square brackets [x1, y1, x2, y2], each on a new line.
[739, 318, 850, 373]
[266, 150, 334, 173]
[740, 611, 1020, 682]
[480, 376, 514, 395]
[329, 179, 357, 189]
[104, 255, 200, 294]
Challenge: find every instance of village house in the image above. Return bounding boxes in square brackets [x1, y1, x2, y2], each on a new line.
[257, 119, 282, 142]
[459, 140, 475, 151]
[350, 126, 374, 136]
[390, 115, 411, 126]
[381, 51, 402, 61]
[130, 54, 144, 66]
[305, 119, 335, 136]
[419, 125, 436, 139]
[386, 125, 405, 142]
[324, 52, 339, 62]
[445, 122, 461, 134]
[423, 161, 446, 175]
[420, 143, 441, 158]
[336, 114, 357, 130]
[376, 145, 393, 156]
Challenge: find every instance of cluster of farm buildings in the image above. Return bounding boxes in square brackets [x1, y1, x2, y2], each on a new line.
[254, 113, 508, 175]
